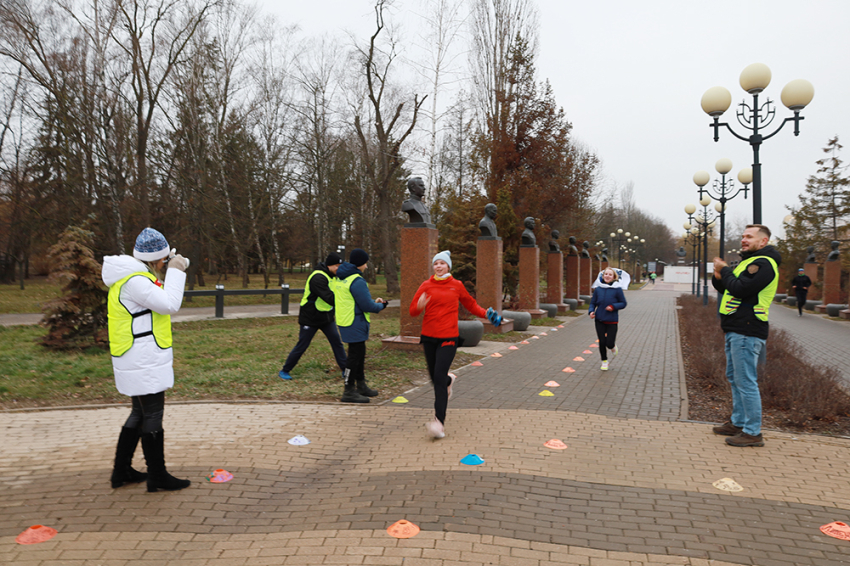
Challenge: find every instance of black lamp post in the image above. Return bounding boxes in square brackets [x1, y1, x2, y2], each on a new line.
[683, 205, 700, 296]
[701, 63, 814, 224]
[693, 159, 752, 260]
[690, 199, 719, 306]
[683, 224, 700, 295]
[609, 229, 630, 268]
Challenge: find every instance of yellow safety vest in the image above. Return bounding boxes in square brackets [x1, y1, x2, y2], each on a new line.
[107, 272, 173, 356]
[718, 255, 779, 321]
[335, 273, 369, 327]
[300, 270, 335, 312]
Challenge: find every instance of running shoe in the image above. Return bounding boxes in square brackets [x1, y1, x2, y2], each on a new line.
[426, 418, 446, 439]
[601, 360, 609, 371]
[448, 374, 456, 400]
[279, 370, 292, 380]
[611, 346, 619, 359]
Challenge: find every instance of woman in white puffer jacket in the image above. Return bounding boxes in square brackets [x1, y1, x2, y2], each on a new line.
[102, 227, 191, 492]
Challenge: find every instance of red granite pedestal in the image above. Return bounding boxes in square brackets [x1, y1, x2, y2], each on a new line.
[564, 255, 580, 303]
[804, 262, 820, 300]
[815, 260, 842, 314]
[383, 225, 439, 351]
[579, 256, 592, 297]
[601, 260, 609, 271]
[476, 237, 513, 333]
[519, 245, 545, 319]
[547, 251, 569, 313]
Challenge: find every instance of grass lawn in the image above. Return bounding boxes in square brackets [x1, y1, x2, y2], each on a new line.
[0, 307, 484, 409]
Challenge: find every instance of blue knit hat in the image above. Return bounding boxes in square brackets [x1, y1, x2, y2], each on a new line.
[133, 227, 170, 261]
[432, 250, 452, 269]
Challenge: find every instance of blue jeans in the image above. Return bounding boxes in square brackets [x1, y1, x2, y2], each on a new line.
[724, 332, 765, 436]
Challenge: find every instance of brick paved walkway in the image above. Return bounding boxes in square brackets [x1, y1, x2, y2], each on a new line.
[2, 289, 850, 565]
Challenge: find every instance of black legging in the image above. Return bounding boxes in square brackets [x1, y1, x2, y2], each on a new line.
[422, 336, 458, 425]
[594, 320, 618, 361]
[795, 290, 807, 315]
[123, 391, 165, 434]
[343, 341, 366, 385]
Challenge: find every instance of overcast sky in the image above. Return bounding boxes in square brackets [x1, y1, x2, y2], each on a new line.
[260, 0, 850, 241]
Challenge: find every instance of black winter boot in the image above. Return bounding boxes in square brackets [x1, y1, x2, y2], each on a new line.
[356, 379, 379, 397]
[141, 430, 191, 492]
[111, 427, 148, 488]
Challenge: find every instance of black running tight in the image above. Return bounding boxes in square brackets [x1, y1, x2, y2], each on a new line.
[594, 320, 618, 361]
[422, 336, 458, 425]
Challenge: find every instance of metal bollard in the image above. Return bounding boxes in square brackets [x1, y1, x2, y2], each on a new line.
[215, 284, 225, 318]
[281, 284, 290, 315]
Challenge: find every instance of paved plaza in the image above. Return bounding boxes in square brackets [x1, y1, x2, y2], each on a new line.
[2, 287, 850, 565]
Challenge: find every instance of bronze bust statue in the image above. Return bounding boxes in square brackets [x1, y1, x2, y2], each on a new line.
[521, 217, 536, 247]
[479, 203, 498, 238]
[548, 230, 560, 252]
[804, 246, 816, 263]
[580, 241, 590, 258]
[567, 236, 579, 256]
[827, 241, 840, 262]
[601, 248, 608, 262]
[401, 176, 432, 225]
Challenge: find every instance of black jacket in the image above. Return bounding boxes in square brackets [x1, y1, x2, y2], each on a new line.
[298, 263, 337, 328]
[791, 274, 812, 295]
[712, 245, 782, 339]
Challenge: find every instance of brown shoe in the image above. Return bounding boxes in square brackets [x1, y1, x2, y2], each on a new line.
[712, 421, 743, 436]
[725, 432, 764, 447]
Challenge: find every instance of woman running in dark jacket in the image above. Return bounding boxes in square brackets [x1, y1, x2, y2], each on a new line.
[588, 268, 627, 371]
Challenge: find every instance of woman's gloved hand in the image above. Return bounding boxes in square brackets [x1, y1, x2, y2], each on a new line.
[167, 254, 190, 272]
[486, 307, 502, 327]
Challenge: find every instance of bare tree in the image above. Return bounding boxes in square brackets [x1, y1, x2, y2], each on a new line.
[353, 0, 426, 295]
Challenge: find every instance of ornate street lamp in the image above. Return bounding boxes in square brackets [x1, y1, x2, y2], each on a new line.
[684, 204, 699, 295]
[694, 160, 752, 260]
[609, 229, 630, 268]
[692, 197, 718, 306]
[701, 63, 814, 224]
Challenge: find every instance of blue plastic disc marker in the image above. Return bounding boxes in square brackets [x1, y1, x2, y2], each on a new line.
[460, 454, 485, 466]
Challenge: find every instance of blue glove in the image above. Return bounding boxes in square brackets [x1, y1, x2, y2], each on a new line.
[486, 307, 502, 327]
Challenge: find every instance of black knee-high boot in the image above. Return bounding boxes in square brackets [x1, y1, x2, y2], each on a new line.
[141, 430, 191, 492]
[111, 427, 148, 488]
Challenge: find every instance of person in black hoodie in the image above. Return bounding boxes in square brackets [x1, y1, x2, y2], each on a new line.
[711, 224, 781, 448]
[278, 252, 347, 381]
[790, 268, 812, 316]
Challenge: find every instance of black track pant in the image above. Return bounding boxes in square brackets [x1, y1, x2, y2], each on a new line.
[594, 320, 618, 361]
[422, 336, 458, 425]
[124, 391, 165, 434]
[795, 291, 808, 315]
[343, 341, 366, 385]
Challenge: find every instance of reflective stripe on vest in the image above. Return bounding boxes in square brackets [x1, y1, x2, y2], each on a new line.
[107, 272, 173, 356]
[300, 270, 334, 312]
[718, 255, 779, 321]
[335, 273, 369, 327]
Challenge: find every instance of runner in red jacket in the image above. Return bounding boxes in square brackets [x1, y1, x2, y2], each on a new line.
[409, 250, 502, 439]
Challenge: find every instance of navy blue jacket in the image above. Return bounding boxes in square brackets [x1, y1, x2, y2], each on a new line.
[335, 262, 386, 343]
[588, 280, 627, 323]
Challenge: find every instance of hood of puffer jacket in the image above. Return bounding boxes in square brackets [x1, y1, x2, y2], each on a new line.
[336, 261, 362, 281]
[102, 255, 151, 287]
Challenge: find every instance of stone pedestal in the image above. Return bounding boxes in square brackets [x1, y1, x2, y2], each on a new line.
[804, 262, 820, 300]
[476, 237, 512, 333]
[547, 252, 569, 313]
[519, 245, 545, 318]
[579, 256, 592, 297]
[383, 225, 438, 351]
[822, 260, 842, 305]
[601, 260, 609, 271]
[564, 255, 581, 303]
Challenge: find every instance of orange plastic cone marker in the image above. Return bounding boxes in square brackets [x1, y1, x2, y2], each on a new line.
[595, 339, 599, 342]
[540, 332, 548, 336]
[562, 367, 575, 373]
[521, 340, 530, 344]
[558, 325, 564, 328]
[590, 344, 599, 348]
[16, 525, 57, 545]
[509, 345, 519, 350]
[573, 356, 585, 362]
[712, 478, 743, 492]
[471, 361, 484, 366]
[545, 380, 560, 387]
[490, 352, 502, 358]
[583, 350, 592, 354]
[539, 390, 554, 397]
[820, 521, 850, 541]
[207, 469, 234, 483]
[544, 439, 568, 450]
[387, 519, 420, 539]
